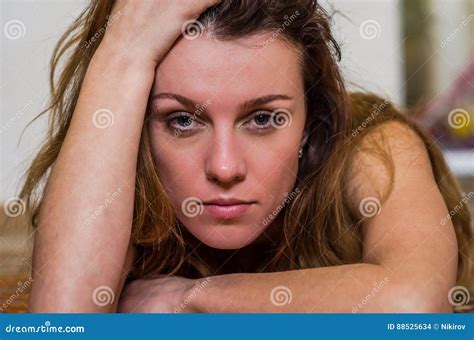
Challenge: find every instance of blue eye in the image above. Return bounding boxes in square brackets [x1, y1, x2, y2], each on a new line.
[166, 112, 200, 134]
[166, 110, 276, 136]
[246, 111, 274, 130]
[175, 115, 193, 127]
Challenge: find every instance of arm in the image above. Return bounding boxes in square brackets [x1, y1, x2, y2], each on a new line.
[29, 0, 220, 312]
[29, 39, 154, 313]
[186, 122, 458, 313]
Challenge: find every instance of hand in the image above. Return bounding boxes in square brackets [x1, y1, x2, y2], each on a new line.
[100, 0, 222, 67]
[117, 276, 201, 313]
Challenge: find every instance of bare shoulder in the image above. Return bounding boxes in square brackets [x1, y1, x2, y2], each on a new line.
[344, 103, 459, 312]
[346, 120, 435, 212]
[345, 119, 457, 271]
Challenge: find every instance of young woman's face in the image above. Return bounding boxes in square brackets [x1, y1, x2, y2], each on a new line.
[148, 33, 307, 250]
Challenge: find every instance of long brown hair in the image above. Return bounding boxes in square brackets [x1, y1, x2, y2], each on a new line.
[20, 0, 472, 303]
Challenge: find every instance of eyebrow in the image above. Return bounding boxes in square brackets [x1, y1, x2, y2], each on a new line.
[150, 93, 293, 112]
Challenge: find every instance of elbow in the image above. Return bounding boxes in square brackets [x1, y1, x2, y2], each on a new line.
[389, 297, 453, 313]
[384, 284, 454, 313]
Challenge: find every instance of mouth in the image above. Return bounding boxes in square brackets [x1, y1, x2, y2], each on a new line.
[203, 203, 254, 219]
[202, 197, 256, 219]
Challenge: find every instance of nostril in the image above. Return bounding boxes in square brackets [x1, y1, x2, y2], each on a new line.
[206, 172, 245, 186]
[205, 154, 246, 185]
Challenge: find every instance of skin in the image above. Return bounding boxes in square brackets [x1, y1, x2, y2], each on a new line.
[117, 31, 458, 313]
[119, 121, 459, 313]
[148, 33, 306, 251]
[27, 0, 458, 313]
[27, 0, 222, 312]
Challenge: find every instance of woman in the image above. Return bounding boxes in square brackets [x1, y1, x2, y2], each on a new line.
[20, 0, 472, 313]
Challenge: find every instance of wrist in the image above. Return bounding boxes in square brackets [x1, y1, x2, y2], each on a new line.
[182, 277, 213, 313]
[92, 39, 157, 75]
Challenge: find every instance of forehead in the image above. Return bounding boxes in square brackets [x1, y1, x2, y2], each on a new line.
[153, 33, 304, 101]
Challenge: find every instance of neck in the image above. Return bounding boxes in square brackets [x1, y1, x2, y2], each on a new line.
[182, 214, 284, 276]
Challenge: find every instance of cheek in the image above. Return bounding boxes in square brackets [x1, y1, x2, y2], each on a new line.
[148, 127, 193, 197]
[250, 140, 301, 218]
[256, 152, 299, 202]
[256, 134, 300, 177]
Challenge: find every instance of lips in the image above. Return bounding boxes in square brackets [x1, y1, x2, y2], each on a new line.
[203, 203, 252, 219]
[201, 197, 255, 219]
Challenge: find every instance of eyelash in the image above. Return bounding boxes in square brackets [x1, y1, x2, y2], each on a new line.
[165, 112, 199, 133]
[165, 111, 275, 135]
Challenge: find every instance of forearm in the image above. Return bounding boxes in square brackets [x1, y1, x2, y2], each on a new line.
[29, 45, 155, 312]
[190, 264, 443, 313]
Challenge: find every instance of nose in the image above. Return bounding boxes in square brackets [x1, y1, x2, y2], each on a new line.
[205, 130, 246, 186]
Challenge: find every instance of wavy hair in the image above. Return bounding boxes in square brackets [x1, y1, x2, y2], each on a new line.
[19, 0, 472, 309]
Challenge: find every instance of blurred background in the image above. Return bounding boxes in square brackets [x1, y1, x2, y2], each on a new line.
[1, 0, 473, 312]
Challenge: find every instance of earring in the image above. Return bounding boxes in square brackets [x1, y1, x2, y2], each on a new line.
[298, 148, 303, 158]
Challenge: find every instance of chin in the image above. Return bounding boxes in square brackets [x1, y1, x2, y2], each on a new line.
[191, 225, 261, 250]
